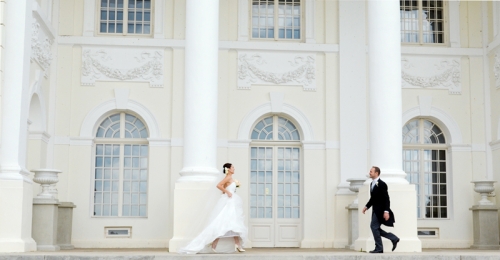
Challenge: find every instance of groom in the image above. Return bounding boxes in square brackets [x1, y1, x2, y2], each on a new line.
[362, 166, 400, 253]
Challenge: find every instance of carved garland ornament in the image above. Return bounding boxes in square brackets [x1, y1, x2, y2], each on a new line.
[31, 22, 53, 77]
[82, 50, 163, 86]
[238, 54, 315, 89]
[401, 59, 461, 94]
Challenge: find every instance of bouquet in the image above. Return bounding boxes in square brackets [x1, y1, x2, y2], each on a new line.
[235, 180, 241, 188]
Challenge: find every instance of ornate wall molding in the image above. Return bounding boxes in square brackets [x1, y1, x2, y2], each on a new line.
[494, 52, 500, 88]
[31, 22, 53, 78]
[401, 57, 461, 94]
[81, 47, 164, 87]
[237, 51, 316, 91]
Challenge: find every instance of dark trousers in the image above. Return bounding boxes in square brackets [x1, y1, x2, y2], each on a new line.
[370, 212, 398, 251]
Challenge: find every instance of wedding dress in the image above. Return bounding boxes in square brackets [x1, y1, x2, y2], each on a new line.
[178, 181, 248, 254]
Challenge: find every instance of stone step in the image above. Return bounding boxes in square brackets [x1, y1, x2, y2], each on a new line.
[1, 248, 500, 260]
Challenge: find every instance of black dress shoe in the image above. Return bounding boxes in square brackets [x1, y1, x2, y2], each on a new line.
[369, 250, 383, 253]
[392, 238, 400, 251]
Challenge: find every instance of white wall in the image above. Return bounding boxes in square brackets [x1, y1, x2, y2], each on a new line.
[34, 0, 497, 249]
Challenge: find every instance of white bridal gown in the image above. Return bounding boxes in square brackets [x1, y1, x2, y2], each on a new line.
[178, 182, 248, 254]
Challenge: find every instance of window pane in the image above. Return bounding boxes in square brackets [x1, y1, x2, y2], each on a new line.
[122, 205, 130, 216]
[252, 0, 275, 39]
[124, 0, 151, 34]
[400, 0, 444, 44]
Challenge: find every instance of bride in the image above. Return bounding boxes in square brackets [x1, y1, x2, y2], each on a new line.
[178, 163, 248, 254]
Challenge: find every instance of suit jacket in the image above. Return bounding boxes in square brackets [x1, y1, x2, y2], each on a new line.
[365, 178, 396, 227]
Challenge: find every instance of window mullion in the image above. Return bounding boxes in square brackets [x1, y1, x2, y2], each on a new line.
[419, 149, 424, 218]
[273, 146, 277, 221]
[118, 144, 124, 216]
[123, 0, 129, 36]
[419, 119, 424, 218]
[419, 0, 423, 44]
[419, 119, 424, 144]
[274, 0, 278, 40]
[273, 115, 277, 141]
[120, 112, 126, 138]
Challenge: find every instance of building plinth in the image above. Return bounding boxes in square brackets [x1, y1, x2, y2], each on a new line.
[32, 198, 60, 251]
[57, 202, 76, 250]
[345, 203, 358, 250]
[470, 205, 500, 250]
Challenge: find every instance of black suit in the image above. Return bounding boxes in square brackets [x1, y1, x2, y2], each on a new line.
[365, 178, 398, 252]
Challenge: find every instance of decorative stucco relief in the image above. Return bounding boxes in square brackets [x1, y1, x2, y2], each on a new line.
[494, 52, 500, 88]
[31, 22, 53, 78]
[81, 47, 164, 87]
[401, 57, 461, 94]
[238, 52, 316, 91]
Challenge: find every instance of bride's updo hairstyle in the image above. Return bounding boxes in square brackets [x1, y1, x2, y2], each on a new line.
[223, 163, 232, 174]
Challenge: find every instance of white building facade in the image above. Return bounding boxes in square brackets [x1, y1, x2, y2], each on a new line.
[0, 0, 499, 252]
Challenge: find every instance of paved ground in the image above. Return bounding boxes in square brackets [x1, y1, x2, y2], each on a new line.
[1, 248, 500, 259]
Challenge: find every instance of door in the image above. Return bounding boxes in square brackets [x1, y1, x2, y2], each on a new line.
[249, 146, 301, 247]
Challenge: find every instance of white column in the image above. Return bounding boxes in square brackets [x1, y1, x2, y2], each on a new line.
[169, 0, 220, 252]
[355, 0, 421, 253]
[367, 0, 406, 183]
[338, 0, 367, 193]
[0, 0, 33, 180]
[0, 0, 37, 252]
[179, 0, 220, 181]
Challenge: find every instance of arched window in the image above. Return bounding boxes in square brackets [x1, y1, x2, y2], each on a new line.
[249, 115, 301, 247]
[93, 112, 149, 217]
[403, 118, 447, 218]
[251, 116, 300, 141]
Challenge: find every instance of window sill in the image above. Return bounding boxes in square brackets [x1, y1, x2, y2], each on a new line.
[250, 38, 304, 43]
[95, 33, 154, 38]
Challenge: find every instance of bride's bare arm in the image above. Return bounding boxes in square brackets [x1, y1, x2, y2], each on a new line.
[217, 175, 232, 197]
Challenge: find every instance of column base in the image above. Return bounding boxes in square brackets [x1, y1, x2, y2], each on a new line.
[355, 183, 421, 252]
[0, 179, 37, 252]
[0, 238, 37, 253]
[168, 179, 222, 252]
